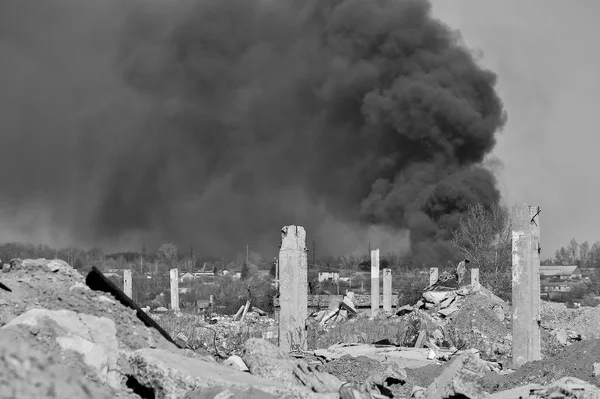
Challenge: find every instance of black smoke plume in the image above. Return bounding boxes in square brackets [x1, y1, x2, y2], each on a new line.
[0, 0, 506, 262]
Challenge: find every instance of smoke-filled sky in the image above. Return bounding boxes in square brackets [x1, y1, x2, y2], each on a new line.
[0, 0, 509, 261]
[431, 0, 600, 260]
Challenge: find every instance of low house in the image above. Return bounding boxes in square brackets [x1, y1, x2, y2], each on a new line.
[581, 268, 596, 279]
[540, 266, 582, 280]
[318, 271, 340, 283]
[179, 272, 196, 283]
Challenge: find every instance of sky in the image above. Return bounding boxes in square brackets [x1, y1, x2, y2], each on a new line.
[431, 0, 600, 259]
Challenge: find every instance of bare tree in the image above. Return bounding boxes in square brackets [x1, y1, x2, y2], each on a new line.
[158, 242, 179, 268]
[568, 238, 579, 264]
[580, 241, 590, 267]
[450, 203, 511, 274]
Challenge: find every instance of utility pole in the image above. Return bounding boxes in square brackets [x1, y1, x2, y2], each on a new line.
[246, 244, 249, 265]
[189, 245, 194, 272]
[312, 240, 316, 266]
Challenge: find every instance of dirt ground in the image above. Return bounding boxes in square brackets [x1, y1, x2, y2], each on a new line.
[482, 338, 600, 392]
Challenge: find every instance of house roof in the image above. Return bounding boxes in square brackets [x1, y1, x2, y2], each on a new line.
[540, 266, 581, 277]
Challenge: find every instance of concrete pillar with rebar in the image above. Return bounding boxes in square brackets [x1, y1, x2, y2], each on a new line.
[278, 225, 308, 352]
[371, 249, 380, 317]
[511, 202, 541, 368]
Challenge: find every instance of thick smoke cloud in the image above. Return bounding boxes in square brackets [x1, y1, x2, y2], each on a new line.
[0, 0, 506, 261]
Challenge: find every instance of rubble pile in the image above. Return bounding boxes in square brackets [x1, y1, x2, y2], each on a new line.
[393, 285, 513, 364]
[0, 259, 349, 398]
[310, 292, 358, 328]
[4, 259, 600, 398]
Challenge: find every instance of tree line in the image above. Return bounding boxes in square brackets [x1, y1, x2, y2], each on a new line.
[542, 238, 600, 267]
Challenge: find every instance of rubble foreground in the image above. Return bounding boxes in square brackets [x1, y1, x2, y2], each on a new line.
[2, 259, 600, 398]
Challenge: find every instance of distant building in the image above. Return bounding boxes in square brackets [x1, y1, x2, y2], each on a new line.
[581, 268, 596, 279]
[179, 272, 196, 283]
[540, 265, 582, 280]
[318, 271, 340, 283]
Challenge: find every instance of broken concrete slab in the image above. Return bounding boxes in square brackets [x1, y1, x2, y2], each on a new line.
[224, 355, 249, 372]
[438, 304, 460, 317]
[423, 291, 454, 305]
[128, 347, 335, 399]
[313, 343, 442, 369]
[425, 353, 489, 399]
[1, 308, 121, 388]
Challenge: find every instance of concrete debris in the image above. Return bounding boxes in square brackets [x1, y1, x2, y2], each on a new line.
[338, 382, 389, 399]
[313, 343, 443, 369]
[594, 362, 600, 377]
[311, 292, 357, 328]
[489, 377, 600, 398]
[2, 308, 121, 388]
[242, 338, 344, 394]
[424, 352, 489, 399]
[0, 333, 114, 399]
[128, 347, 332, 399]
[224, 354, 250, 371]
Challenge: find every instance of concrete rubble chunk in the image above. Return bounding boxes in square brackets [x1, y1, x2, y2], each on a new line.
[224, 355, 249, 372]
[423, 292, 452, 305]
[425, 353, 489, 399]
[128, 347, 331, 399]
[594, 362, 600, 377]
[242, 338, 343, 394]
[1, 308, 121, 389]
[438, 304, 460, 317]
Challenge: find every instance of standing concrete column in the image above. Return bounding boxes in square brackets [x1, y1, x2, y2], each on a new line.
[511, 203, 541, 368]
[471, 268, 480, 291]
[123, 269, 133, 299]
[429, 268, 438, 287]
[170, 268, 180, 311]
[382, 268, 392, 312]
[278, 225, 308, 352]
[371, 249, 380, 317]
